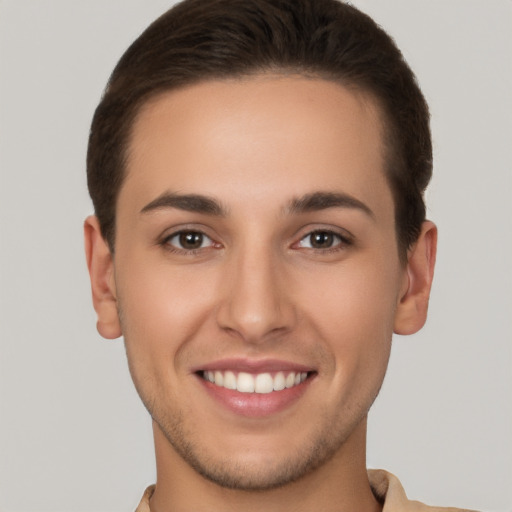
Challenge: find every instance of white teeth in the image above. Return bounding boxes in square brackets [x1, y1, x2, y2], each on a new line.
[255, 373, 273, 394]
[203, 370, 309, 393]
[224, 371, 237, 390]
[273, 371, 286, 391]
[237, 372, 255, 393]
[214, 371, 224, 387]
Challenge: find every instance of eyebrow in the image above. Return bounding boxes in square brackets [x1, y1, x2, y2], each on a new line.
[286, 191, 375, 219]
[140, 192, 227, 216]
[140, 190, 374, 219]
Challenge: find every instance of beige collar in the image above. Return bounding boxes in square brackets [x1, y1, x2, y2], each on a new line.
[135, 469, 475, 512]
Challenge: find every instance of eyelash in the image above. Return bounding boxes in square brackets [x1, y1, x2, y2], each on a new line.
[161, 230, 217, 255]
[160, 228, 353, 255]
[295, 229, 352, 253]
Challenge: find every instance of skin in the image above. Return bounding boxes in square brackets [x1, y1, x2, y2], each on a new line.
[85, 75, 436, 512]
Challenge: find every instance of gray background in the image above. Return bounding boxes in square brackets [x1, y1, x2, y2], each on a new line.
[0, 1, 511, 510]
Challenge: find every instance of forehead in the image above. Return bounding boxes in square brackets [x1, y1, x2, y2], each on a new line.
[121, 75, 393, 220]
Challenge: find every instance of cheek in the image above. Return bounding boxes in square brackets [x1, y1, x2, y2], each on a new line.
[299, 259, 400, 375]
[115, 260, 218, 372]
[303, 257, 399, 323]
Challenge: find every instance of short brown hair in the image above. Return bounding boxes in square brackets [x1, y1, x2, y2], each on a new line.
[87, 0, 432, 259]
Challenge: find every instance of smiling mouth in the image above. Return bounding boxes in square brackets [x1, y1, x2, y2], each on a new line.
[201, 370, 311, 394]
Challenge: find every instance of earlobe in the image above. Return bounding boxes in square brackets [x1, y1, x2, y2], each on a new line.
[84, 216, 122, 339]
[394, 221, 437, 336]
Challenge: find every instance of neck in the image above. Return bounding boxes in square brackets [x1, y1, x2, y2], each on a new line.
[149, 418, 382, 512]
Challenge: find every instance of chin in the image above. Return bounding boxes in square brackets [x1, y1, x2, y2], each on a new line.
[154, 408, 359, 491]
[173, 444, 330, 491]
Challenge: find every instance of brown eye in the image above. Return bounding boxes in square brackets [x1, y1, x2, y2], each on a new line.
[166, 231, 213, 251]
[309, 231, 335, 249]
[179, 232, 204, 249]
[297, 230, 348, 250]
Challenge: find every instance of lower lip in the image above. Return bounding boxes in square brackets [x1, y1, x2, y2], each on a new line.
[198, 375, 313, 417]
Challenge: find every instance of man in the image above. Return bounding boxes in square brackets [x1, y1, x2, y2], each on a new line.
[84, 0, 471, 510]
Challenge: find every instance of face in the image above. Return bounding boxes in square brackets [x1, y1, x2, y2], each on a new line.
[107, 76, 409, 489]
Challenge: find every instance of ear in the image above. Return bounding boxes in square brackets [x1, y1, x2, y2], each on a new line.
[394, 221, 437, 335]
[84, 216, 122, 339]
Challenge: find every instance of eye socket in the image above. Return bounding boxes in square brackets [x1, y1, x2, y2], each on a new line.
[165, 231, 214, 251]
[162, 228, 349, 253]
[297, 230, 348, 250]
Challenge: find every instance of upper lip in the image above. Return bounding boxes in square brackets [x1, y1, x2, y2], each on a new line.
[191, 358, 315, 374]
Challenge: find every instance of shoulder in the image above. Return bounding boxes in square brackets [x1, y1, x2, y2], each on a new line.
[368, 469, 478, 512]
[135, 485, 155, 512]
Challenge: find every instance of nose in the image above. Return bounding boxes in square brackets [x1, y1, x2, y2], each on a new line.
[216, 245, 296, 344]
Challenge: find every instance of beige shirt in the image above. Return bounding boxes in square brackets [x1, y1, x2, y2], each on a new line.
[135, 469, 475, 511]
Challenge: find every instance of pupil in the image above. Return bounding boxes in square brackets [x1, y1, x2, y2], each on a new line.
[311, 232, 333, 248]
[180, 232, 203, 249]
